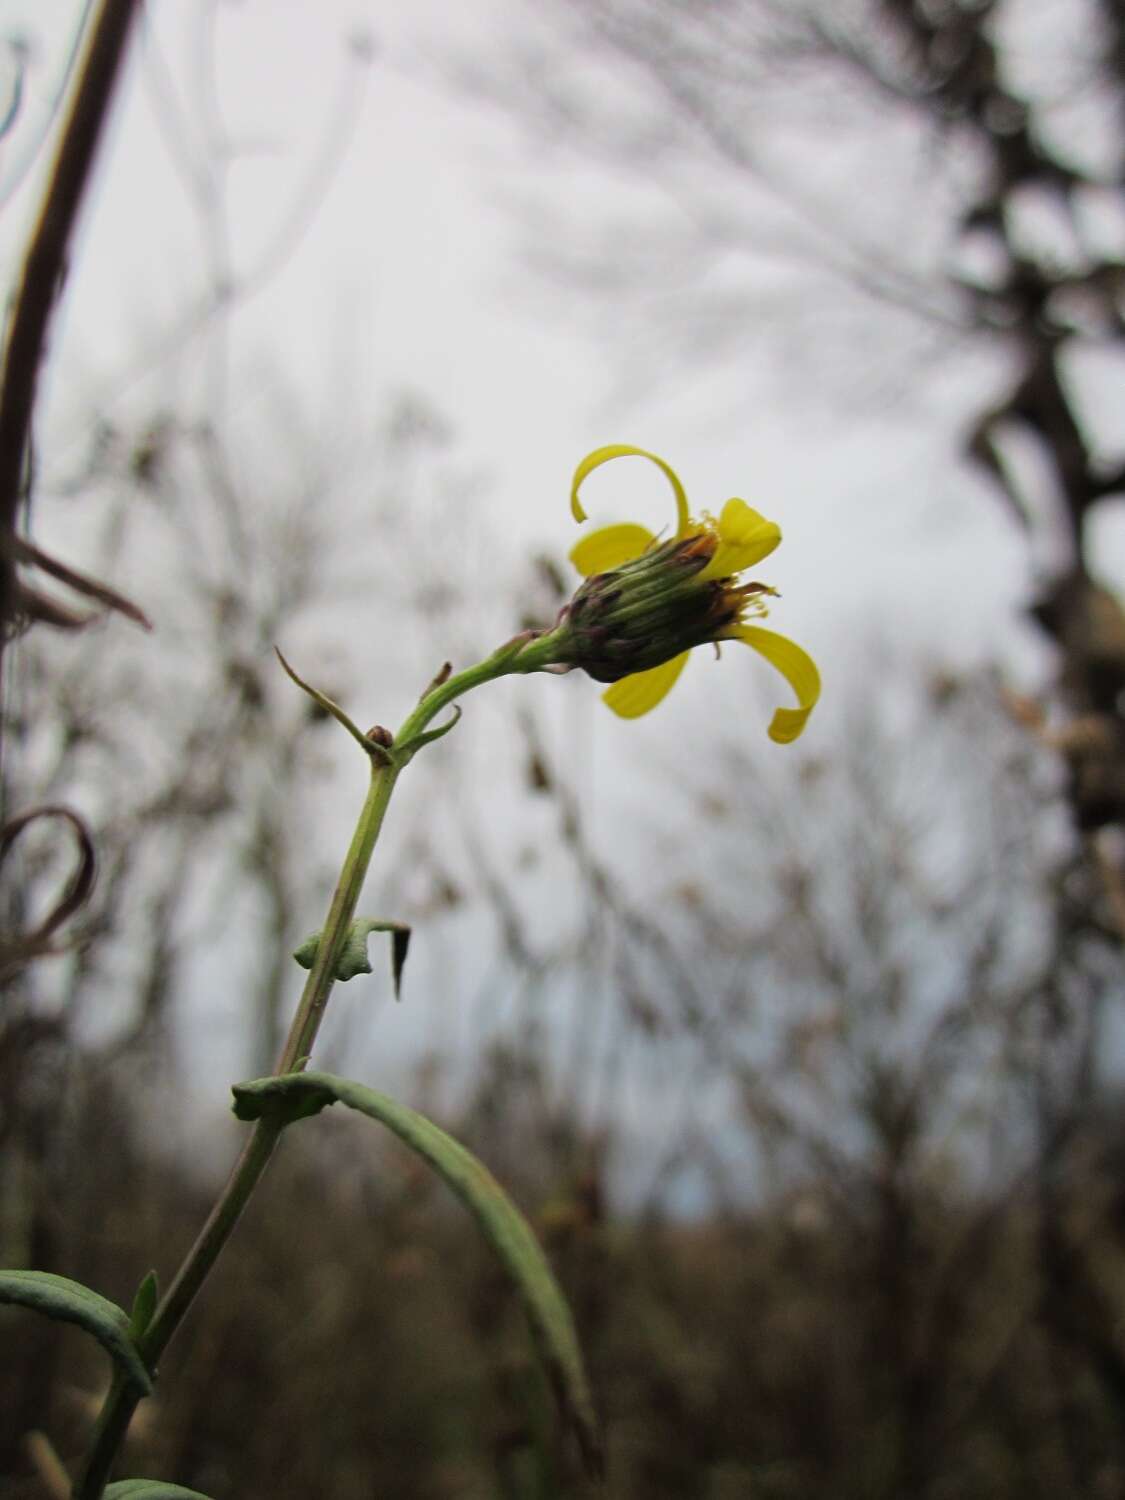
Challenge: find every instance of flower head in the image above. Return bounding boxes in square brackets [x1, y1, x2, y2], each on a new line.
[553, 444, 819, 743]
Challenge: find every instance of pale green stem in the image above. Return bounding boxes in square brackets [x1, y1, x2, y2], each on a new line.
[72, 640, 552, 1499]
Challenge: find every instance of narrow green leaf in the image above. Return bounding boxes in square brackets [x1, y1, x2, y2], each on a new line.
[394, 703, 462, 763]
[105, 1482, 216, 1499]
[232, 1071, 602, 1478]
[129, 1270, 159, 1340]
[274, 647, 391, 763]
[0, 1270, 153, 1394]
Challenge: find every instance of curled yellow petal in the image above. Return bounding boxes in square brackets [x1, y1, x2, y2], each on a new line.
[570, 445, 691, 536]
[700, 499, 782, 580]
[601, 653, 690, 718]
[569, 523, 655, 578]
[736, 625, 820, 744]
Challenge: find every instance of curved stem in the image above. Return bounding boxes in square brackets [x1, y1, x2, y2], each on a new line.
[396, 631, 559, 748]
[72, 640, 555, 1497]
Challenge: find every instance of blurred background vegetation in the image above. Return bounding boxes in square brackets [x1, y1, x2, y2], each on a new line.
[2, 1, 1125, 1496]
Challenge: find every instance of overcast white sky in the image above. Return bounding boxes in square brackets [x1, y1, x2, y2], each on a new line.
[5, 0, 1124, 1201]
[1, 0, 1069, 707]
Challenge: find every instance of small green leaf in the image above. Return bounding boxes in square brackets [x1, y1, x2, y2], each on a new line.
[105, 1482, 217, 1499]
[129, 1270, 159, 1339]
[394, 704, 462, 764]
[293, 918, 411, 995]
[291, 931, 320, 970]
[292, 930, 324, 971]
[232, 1071, 602, 1478]
[0, 1270, 153, 1395]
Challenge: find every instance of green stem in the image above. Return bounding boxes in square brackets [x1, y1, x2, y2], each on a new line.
[275, 760, 400, 1074]
[397, 632, 558, 748]
[74, 756, 399, 1498]
[72, 1118, 282, 1499]
[72, 642, 550, 1498]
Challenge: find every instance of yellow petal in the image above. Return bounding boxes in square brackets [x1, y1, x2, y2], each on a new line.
[601, 653, 690, 718]
[569, 523, 655, 577]
[735, 625, 820, 744]
[700, 499, 782, 580]
[570, 444, 691, 537]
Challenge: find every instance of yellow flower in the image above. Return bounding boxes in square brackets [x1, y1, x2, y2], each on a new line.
[563, 444, 820, 744]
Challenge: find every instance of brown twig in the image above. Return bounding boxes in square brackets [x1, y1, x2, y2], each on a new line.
[2, 530, 151, 633]
[0, 0, 143, 639]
